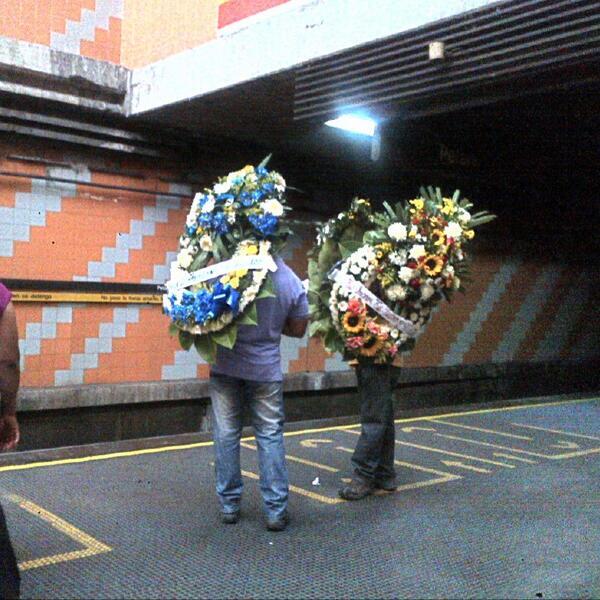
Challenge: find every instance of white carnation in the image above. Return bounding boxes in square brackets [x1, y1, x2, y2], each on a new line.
[399, 267, 414, 283]
[213, 181, 231, 195]
[390, 250, 407, 266]
[350, 263, 362, 275]
[444, 222, 463, 239]
[199, 235, 213, 252]
[420, 282, 435, 301]
[409, 244, 426, 260]
[387, 222, 407, 241]
[386, 284, 406, 301]
[261, 199, 284, 217]
[177, 248, 194, 269]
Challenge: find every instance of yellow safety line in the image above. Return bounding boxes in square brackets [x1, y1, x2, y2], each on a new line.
[0, 396, 596, 473]
[241, 469, 343, 505]
[429, 420, 532, 440]
[511, 423, 600, 441]
[241, 442, 339, 472]
[3, 493, 111, 571]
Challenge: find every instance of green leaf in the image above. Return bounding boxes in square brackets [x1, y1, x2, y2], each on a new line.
[452, 189, 461, 202]
[194, 335, 217, 363]
[338, 239, 363, 259]
[382, 201, 396, 220]
[178, 330, 194, 350]
[189, 250, 209, 271]
[238, 302, 258, 326]
[324, 328, 343, 354]
[257, 274, 276, 299]
[317, 239, 338, 270]
[307, 259, 319, 280]
[258, 154, 272, 169]
[168, 322, 179, 337]
[212, 325, 238, 349]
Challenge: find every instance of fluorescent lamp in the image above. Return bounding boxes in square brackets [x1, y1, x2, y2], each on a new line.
[325, 114, 377, 137]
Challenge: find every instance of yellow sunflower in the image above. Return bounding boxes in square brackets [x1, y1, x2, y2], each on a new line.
[463, 229, 475, 240]
[359, 334, 385, 357]
[421, 254, 444, 276]
[342, 311, 366, 334]
[409, 198, 424, 211]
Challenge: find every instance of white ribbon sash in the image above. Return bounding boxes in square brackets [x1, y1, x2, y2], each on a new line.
[167, 255, 277, 293]
[330, 270, 417, 336]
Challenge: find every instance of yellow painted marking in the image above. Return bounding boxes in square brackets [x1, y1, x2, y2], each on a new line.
[12, 291, 162, 304]
[548, 448, 600, 460]
[441, 460, 491, 474]
[429, 419, 532, 441]
[434, 433, 549, 457]
[336, 446, 461, 486]
[241, 469, 343, 505]
[3, 494, 111, 571]
[511, 423, 600, 441]
[393, 439, 516, 468]
[0, 397, 596, 474]
[300, 439, 333, 449]
[551, 441, 580, 450]
[401, 426, 436, 433]
[493, 453, 538, 464]
[240, 442, 338, 473]
[0, 440, 215, 473]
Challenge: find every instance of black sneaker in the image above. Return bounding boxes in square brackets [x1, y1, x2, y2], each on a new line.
[338, 477, 375, 501]
[266, 511, 289, 532]
[221, 511, 240, 525]
[374, 477, 398, 492]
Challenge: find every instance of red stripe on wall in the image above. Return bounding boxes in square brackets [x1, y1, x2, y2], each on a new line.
[218, 0, 290, 29]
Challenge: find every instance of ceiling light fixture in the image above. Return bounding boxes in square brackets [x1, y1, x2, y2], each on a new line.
[324, 114, 377, 137]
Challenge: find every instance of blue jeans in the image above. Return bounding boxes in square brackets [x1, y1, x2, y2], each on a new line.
[209, 373, 288, 519]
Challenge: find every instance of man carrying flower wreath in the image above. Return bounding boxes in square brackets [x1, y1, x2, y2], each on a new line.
[164, 161, 309, 532]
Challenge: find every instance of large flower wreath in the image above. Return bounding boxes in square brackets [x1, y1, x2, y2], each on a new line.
[163, 157, 290, 362]
[309, 187, 495, 364]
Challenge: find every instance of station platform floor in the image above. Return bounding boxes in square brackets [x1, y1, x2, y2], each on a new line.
[0, 395, 598, 599]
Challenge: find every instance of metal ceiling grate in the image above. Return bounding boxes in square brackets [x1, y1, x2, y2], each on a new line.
[293, 0, 600, 121]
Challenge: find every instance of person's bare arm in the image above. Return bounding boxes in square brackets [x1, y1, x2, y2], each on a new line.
[0, 301, 20, 450]
[282, 317, 308, 338]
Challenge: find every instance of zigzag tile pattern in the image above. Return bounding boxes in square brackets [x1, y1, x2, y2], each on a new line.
[50, 0, 124, 55]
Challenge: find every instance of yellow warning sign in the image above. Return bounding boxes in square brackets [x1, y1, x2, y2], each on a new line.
[12, 291, 162, 304]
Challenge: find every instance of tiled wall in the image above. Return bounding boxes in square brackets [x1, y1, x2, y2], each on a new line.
[0, 0, 123, 63]
[0, 0, 294, 67]
[1, 144, 598, 390]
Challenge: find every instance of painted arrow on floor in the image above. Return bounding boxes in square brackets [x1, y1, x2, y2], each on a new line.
[441, 460, 491, 474]
[401, 426, 436, 433]
[551, 440, 580, 449]
[300, 439, 333, 448]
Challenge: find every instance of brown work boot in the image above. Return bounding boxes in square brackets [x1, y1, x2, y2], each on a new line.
[338, 476, 375, 501]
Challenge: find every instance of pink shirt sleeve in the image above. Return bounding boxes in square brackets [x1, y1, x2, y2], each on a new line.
[0, 282, 12, 315]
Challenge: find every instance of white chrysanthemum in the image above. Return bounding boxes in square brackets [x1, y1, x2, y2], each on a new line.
[390, 329, 399, 339]
[350, 263, 362, 275]
[338, 301, 348, 312]
[388, 285, 407, 302]
[390, 250, 407, 266]
[387, 222, 407, 241]
[409, 244, 426, 260]
[399, 267, 414, 283]
[444, 222, 462, 239]
[180, 236, 190, 248]
[213, 181, 231, 195]
[199, 235, 212, 252]
[261, 199, 284, 217]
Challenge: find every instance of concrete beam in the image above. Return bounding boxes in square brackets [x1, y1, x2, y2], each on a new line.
[0, 36, 128, 110]
[128, 0, 501, 115]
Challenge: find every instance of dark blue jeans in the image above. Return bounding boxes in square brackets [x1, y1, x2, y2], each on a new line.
[209, 374, 288, 519]
[351, 364, 398, 483]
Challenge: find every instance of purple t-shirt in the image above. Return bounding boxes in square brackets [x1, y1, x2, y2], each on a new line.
[0, 282, 11, 315]
[212, 257, 309, 382]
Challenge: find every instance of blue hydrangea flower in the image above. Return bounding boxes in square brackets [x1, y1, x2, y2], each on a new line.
[211, 212, 230, 235]
[249, 213, 278, 237]
[239, 191, 254, 207]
